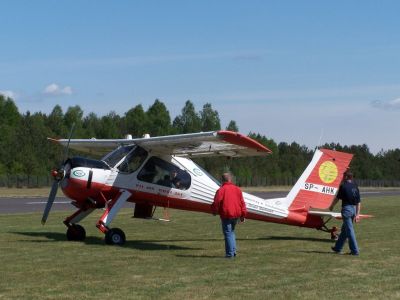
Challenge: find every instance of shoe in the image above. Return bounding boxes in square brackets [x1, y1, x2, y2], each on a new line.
[348, 252, 359, 256]
[331, 246, 342, 254]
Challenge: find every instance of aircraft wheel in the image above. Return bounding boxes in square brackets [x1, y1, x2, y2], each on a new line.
[105, 228, 126, 245]
[66, 224, 86, 241]
[330, 226, 339, 241]
[330, 232, 339, 241]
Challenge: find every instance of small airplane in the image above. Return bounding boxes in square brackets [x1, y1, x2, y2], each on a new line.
[42, 130, 367, 245]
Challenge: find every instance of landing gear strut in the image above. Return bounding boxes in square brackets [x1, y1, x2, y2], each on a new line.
[97, 189, 131, 246]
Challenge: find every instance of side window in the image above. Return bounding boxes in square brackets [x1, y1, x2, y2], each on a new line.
[117, 147, 148, 173]
[137, 157, 191, 190]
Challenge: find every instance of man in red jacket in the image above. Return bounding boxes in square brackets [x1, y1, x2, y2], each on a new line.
[211, 172, 247, 258]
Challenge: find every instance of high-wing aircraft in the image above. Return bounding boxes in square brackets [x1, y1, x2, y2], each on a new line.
[42, 130, 365, 245]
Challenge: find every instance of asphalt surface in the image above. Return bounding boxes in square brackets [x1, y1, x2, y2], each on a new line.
[1, 189, 399, 214]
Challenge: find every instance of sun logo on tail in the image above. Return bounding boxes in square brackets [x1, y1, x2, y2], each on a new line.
[319, 161, 338, 184]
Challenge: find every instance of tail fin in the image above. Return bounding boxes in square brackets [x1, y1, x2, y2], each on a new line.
[283, 148, 353, 211]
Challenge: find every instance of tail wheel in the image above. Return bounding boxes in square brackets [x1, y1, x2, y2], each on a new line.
[105, 228, 126, 245]
[330, 226, 339, 241]
[66, 224, 86, 241]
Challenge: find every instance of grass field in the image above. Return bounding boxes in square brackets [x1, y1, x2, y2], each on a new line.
[1, 196, 399, 299]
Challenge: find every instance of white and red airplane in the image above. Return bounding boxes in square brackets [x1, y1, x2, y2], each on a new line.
[42, 130, 361, 245]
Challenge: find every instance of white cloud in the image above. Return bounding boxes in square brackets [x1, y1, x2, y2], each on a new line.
[43, 83, 73, 96]
[0, 90, 17, 99]
[371, 98, 400, 110]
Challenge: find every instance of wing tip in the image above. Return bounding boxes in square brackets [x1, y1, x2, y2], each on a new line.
[47, 137, 61, 144]
[217, 130, 272, 154]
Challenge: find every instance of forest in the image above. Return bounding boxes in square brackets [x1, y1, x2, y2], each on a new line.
[1, 94, 399, 187]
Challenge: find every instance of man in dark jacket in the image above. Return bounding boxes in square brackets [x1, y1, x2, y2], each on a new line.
[329, 171, 361, 255]
[211, 173, 247, 258]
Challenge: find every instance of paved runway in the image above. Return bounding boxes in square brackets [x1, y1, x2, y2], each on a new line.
[1, 189, 399, 214]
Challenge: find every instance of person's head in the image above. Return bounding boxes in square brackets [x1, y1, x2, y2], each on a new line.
[221, 172, 232, 183]
[170, 170, 178, 178]
[343, 170, 353, 181]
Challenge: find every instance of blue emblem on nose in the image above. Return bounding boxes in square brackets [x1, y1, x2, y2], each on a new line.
[73, 170, 86, 177]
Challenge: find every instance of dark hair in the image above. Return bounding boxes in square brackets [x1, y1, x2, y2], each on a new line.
[344, 171, 353, 179]
[221, 172, 232, 183]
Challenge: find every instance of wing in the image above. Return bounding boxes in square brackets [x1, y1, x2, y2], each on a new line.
[48, 130, 272, 157]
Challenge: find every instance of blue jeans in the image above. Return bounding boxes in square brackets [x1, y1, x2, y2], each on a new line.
[333, 205, 359, 254]
[221, 218, 239, 257]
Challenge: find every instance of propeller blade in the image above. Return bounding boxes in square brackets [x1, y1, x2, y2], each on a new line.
[63, 122, 75, 163]
[41, 180, 59, 225]
[43, 123, 74, 225]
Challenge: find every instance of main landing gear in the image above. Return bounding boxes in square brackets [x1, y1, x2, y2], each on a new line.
[63, 190, 131, 246]
[105, 228, 126, 245]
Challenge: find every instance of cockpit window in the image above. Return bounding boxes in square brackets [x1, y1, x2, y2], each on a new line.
[117, 146, 148, 173]
[102, 145, 135, 168]
[137, 157, 191, 190]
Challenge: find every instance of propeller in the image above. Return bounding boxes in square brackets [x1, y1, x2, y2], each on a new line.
[41, 123, 75, 225]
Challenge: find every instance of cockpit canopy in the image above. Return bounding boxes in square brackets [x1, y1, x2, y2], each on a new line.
[102, 145, 148, 172]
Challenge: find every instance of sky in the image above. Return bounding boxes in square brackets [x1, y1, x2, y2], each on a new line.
[1, 1, 399, 153]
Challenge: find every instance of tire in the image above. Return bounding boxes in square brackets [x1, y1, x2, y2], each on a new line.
[105, 228, 126, 245]
[66, 224, 86, 241]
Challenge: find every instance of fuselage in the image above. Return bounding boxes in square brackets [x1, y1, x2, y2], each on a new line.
[60, 145, 324, 229]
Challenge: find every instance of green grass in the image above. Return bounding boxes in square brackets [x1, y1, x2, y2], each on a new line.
[1, 196, 400, 299]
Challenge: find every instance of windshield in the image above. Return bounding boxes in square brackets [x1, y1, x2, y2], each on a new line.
[102, 145, 135, 168]
[117, 146, 148, 173]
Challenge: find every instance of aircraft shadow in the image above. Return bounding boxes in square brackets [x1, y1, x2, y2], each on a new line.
[175, 254, 226, 259]
[257, 236, 333, 243]
[10, 231, 202, 251]
[296, 250, 338, 255]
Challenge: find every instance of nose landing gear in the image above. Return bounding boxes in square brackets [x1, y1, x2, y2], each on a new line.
[66, 224, 86, 241]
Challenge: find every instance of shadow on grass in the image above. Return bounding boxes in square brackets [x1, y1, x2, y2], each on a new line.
[175, 254, 227, 259]
[296, 250, 336, 255]
[296, 249, 360, 256]
[257, 236, 333, 243]
[10, 231, 202, 251]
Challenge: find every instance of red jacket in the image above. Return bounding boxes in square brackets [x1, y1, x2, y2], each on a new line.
[211, 182, 247, 219]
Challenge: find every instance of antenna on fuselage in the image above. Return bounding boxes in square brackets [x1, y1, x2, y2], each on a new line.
[317, 128, 324, 150]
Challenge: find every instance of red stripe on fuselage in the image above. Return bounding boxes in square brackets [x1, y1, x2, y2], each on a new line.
[63, 179, 325, 229]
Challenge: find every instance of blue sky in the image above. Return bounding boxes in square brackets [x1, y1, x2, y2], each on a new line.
[1, 1, 399, 153]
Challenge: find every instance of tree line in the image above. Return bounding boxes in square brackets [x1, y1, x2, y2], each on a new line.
[1, 95, 399, 186]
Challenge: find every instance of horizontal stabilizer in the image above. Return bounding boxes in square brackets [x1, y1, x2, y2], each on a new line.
[309, 210, 373, 219]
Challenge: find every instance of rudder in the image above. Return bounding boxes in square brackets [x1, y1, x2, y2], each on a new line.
[284, 148, 353, 211]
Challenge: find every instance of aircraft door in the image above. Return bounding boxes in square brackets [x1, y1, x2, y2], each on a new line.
[137, 156, 191, 190]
